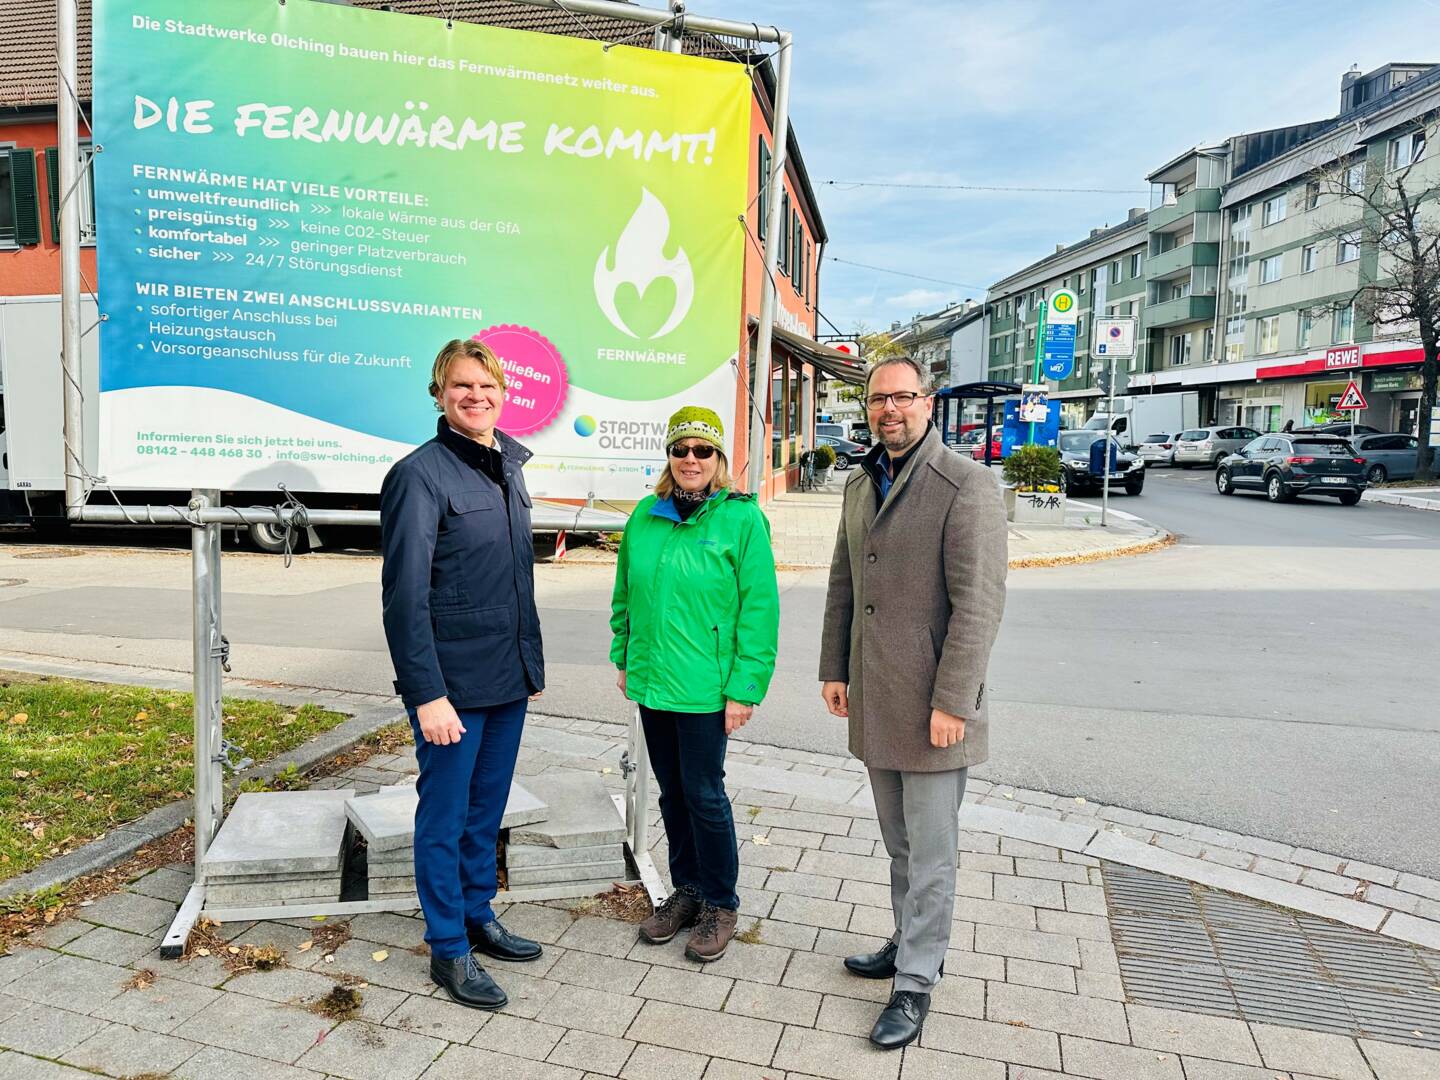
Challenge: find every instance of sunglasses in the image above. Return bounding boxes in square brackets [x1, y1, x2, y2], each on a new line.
[669, 444, 718, 460]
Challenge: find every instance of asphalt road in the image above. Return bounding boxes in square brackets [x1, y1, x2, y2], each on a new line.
[2, 469, 1438, 874]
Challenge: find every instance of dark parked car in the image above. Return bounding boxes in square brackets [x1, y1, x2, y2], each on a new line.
[1057, 431, 1145, 496]
[1296, 421, 1381, 437]
[816, 434, 865, 469]
[1215, 434, 1367, 504]
[1349, 433, 1423, 484]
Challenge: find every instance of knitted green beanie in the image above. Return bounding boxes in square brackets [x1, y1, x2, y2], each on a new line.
[665, 405, 726, 452]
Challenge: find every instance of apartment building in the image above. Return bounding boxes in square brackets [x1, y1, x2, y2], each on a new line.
[986, 61, 1438, 435]
[986, 210, 1148, 427]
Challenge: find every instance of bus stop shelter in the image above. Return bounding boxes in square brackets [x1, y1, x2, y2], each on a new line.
[933, 381, 1020, 464]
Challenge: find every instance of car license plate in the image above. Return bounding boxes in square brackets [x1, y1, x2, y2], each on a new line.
[1322, 476, 1348, 485]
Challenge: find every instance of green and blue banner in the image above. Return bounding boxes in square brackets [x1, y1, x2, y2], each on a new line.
[94, 0, 749, 495]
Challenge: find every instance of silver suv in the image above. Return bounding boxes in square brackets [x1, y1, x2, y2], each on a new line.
[1174, 425, 1262, 468]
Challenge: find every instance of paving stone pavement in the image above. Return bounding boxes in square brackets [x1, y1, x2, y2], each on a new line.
[764, 480, 1171, 569]
[1, 710, 1438, 1079]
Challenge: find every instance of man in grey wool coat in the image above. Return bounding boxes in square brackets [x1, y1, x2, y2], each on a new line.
[819, 355, 1008, 1050]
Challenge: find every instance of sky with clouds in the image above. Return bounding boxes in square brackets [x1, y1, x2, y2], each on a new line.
[761, 0, 1440, 335]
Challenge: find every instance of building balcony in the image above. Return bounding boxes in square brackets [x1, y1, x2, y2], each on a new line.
[1145, 294, 1216, 328]
[1147, 241, 1220, 282]
[1148, 187, 1222, 233]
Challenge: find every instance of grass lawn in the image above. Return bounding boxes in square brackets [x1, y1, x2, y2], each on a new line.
[0, 672, 348, 882]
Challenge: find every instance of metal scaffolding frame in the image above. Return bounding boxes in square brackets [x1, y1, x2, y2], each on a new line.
[56, 0, 794, 955]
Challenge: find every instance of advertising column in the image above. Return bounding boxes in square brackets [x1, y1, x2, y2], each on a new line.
[93, 0, 750, 498]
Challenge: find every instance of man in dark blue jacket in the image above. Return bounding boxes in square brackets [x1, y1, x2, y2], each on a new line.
[380, 338, 545, 1010]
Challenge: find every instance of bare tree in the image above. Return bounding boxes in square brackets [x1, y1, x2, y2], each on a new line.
[1312, 119, 1439, 479]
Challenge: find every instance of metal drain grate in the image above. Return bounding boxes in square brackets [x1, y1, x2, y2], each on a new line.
[1103, 861, 1440, 1049]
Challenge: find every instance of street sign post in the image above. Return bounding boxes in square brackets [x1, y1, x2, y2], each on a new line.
[1028, 300, 1048, 445]
[1336, 381, 1368, 411]
[1042, 288, 1078, 382]
[1092, 316, 1138, 528]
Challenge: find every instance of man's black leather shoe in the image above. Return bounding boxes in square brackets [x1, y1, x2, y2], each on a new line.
[844, 940, 897, 979]
[870, 990, 929, 1050]
[469, 918, 543, 962]
[431, 953, 507, 1010]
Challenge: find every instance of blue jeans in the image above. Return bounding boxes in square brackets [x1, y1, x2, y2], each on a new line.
[640, 705, 740, 911]
[410, 699, 527, 960]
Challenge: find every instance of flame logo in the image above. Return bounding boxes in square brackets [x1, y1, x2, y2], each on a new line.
[594, 189, 694, 339]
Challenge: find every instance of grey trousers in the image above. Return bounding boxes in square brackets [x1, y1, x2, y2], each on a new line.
[868, 766, 968, 994]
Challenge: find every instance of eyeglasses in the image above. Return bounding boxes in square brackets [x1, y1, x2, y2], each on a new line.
[669, 443, 717, 460]
[866, 391, 925, 410]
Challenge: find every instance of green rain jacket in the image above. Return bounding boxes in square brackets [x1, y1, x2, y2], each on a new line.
[610, 489, 780, 713]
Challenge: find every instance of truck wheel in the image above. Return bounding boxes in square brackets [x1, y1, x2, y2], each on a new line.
[248, 520, 309, 555]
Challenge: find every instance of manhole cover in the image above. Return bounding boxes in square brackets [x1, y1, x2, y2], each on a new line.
[1103, 861, 1440, 1048]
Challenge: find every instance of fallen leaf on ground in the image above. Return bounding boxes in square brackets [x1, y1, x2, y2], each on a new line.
[8, 714, 27, 725]
[196, 948, 210, 957]
[751, 835, 771, 846]
[371, 949, 389, 962]
[296, 940, 314, 952]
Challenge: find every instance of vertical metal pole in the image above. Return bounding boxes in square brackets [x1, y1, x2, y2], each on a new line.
[191, 490, 224, 872]
[653, 0, 685, 51]
[57, 0, 84, 514]
[629, 706, 649, 859]
[748, 32, 793, 495]
[1102, 353, 1116, 528]
[1028, 301, 1047, 445]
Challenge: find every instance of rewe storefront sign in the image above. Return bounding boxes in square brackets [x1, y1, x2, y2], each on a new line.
[1324, 346, 1362, 370]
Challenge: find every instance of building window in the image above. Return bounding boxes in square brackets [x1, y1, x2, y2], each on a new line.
[1262, 194, 1287, 227]
[1016, 295, 1026, 319]
[791, 209, 803, 289]
[1027, 326, 1035, 349]
[1078, 272, 1086, 295]
[1259, 315, 1281, 354]
[1170, 280, 1191, 300]
[1129, 251, 1143, 278]
[1203, 327, 1215, 361]
[1305, 181, 1320, 211]
[1338, 231, 1360, 263]
[1345, 162, 1365, 193]
[1111, 259, 1121, 283]
[1076, 315, 1085, 348]
[1333, 304, 1354, 343]
[1, 145, 43, 248]
[1169, 334, 1191, 366]
[1090, 267, 1100, 290]
[778, 190, 790, 274]
[1258, 254, 1283, 284]
[1388, 131, 1426, 170]
[1301, 244, 1318, 273]
[1298, 310, 1313, 349]
[1225, 342, 1244, 364]
[756, 138, 770, 241]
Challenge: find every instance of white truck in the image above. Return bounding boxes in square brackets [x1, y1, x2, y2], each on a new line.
[1081, 391, 1201, 451]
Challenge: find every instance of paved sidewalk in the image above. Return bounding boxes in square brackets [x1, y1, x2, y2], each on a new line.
[766, 481, 1171, 569]
[1363, 486, 1440, 512]
[2, 708, 1436, 1080]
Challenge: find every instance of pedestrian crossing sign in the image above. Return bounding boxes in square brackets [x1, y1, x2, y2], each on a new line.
[1336, 381, 1367, 411]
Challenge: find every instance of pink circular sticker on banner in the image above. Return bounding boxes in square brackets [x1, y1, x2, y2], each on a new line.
[472, 324, 569, 438]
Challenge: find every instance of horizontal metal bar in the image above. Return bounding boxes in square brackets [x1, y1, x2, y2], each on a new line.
[69, 504, 630, 531]
[504, 0, 783, 43]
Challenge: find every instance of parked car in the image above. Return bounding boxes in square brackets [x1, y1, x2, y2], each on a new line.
[1215, 434, 1367, 505]
[1173, 426, 1263, 468]
[1056, 431, 1146, 496]
[971, 429, 1003, 463]
[816, 434, 865, 469]
[849, 423, 872, 446]
[1296, 421, 1381, 437]
[1136, 432, 1181, 466]
[1350, 433, 1423, 484]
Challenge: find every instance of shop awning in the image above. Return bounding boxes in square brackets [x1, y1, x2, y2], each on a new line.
[750, 318, 868, 384]
[934, 381, 1022, 399]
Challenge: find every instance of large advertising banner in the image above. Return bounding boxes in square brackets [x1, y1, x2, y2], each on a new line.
[93, 0, 749, 496]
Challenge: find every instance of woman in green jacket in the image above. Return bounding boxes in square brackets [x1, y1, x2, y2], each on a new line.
[611, 406, 779, 962]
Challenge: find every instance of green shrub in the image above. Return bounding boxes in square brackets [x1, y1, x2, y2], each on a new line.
[809, 444, 837, 469]
[1002, 444, 1061, 491]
